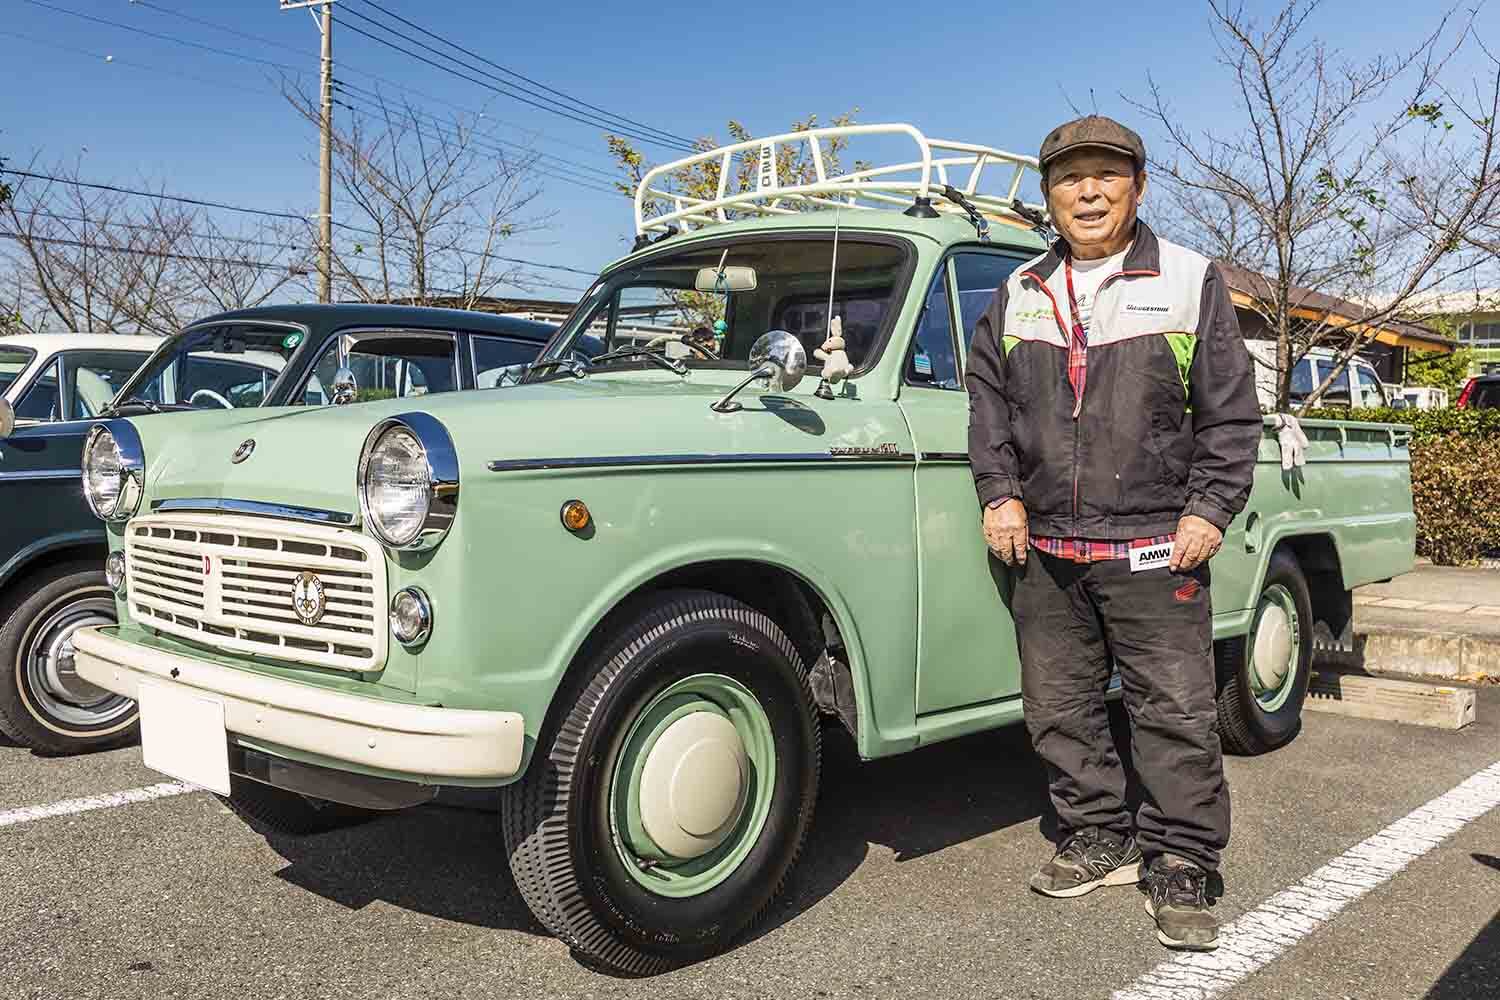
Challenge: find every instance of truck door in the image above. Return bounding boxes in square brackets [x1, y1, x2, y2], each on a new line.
[899, 251, 1027, 716]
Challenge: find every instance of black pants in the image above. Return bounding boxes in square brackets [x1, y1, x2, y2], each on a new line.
[1012, 551, 1230, 872]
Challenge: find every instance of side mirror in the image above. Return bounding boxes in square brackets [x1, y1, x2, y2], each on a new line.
[711, 330, 806, 413]
[0, 398, 13, 439]
[331, 367, 358, 405]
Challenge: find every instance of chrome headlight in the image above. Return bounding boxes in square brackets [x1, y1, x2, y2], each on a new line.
[82, 421, 145, 522]
[357, 413, 458, 550]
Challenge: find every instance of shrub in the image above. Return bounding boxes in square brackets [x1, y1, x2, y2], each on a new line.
[1409, 434, 1500, 566]
[1301, 407, 1500, 440]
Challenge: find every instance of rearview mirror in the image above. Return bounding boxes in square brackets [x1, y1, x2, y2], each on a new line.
[0, 398, 13, 439]
[694, 265, 757, 293]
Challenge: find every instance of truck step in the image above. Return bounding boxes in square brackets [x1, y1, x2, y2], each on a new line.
[1304, 671, 1476, 731]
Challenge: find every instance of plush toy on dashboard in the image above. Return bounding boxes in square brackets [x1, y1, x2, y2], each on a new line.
[814, 315, 855, 383]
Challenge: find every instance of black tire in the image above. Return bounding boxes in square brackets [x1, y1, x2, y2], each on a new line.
[501, 589, 820, 975]
[1215, 549, 1314, 756]
[219, 774, 377, 836]
[0, 562, 137, 754]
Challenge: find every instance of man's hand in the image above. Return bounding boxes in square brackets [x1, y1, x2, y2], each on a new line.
[1171, 514, 1223, 572]
[983, 499, 1029, 566]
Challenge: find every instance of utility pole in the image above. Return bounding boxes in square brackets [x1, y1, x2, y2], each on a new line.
[280, 0, 336, 303]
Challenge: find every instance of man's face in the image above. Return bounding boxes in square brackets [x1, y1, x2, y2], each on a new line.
[1043, 149, 1146, 258]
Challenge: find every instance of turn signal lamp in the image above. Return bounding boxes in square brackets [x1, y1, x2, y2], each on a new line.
[560, 500, 592, 533]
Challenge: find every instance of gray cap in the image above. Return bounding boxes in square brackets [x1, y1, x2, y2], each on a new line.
[1038, 115, 1146, 175]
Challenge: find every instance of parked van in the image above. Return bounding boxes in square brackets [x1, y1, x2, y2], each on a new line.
[1244, 341, 1389, 410]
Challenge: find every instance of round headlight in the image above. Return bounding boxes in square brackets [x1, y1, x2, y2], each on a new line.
[82, 422, 145, 522]
[357, 414, 459, 550]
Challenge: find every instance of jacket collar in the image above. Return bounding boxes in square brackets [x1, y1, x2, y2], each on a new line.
[1023, 220, 1162, 284]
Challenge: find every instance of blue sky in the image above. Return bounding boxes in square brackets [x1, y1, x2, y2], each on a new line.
[2, 0, 1495, 301]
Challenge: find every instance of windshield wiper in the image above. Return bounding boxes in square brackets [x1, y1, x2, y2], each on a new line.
[588, 345, 688, 376]
[526, 357, 590, 380]
[101, 395, 162, 416]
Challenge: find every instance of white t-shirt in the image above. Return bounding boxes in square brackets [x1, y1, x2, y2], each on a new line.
[1068, 245, 1131, 334]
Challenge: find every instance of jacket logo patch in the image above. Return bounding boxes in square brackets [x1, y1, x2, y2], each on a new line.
[1174, 579, 1201, 602]
[1014, 307, 1055, 323]
[1123, 302, 1171, 315]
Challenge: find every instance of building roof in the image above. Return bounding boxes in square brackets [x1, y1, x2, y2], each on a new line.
[1217, 262, 1455, 354]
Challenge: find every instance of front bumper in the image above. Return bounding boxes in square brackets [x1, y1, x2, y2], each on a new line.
[73, 626, 524, 781]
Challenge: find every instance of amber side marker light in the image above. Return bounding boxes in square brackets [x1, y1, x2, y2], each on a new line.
[560, 499, 592, 532]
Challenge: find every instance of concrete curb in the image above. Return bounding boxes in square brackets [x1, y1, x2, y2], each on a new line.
[1315, 627, 1500, 682]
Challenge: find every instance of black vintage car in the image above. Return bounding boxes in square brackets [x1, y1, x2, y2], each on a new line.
[0, 304, 556, 754]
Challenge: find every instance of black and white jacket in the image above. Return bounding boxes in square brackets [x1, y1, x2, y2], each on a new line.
[965, 222, 1262, 539]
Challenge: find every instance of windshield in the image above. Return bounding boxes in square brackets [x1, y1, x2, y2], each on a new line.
[0, 346, 38, 398]
[115, 324, 301, 410]
[539, 236, 910, 373]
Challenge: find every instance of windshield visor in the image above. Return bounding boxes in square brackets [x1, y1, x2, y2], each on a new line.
[539, 236, 911, 373]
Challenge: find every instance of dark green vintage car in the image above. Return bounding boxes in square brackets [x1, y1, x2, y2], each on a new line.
[0, 305, 553, 754]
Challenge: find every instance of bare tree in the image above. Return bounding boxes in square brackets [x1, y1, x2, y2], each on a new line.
[284, 87, 550, 308]
[0, 158, 307, 334]
[1130, 1, 1500, 412]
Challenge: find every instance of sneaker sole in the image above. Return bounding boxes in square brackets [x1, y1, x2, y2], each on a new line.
[1144, 897, 1220, 951]
[1030, 861, 1142, 898]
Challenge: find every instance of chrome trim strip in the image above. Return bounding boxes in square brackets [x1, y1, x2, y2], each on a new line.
[0, 468, 82, 482]
[918, 452, 970, 463]
[150, 497, 356, 525]
[487, 451, 918, 473]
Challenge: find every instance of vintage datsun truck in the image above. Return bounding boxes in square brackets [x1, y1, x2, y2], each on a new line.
[0, 306, 552, 754]
[71, 126, 1415, 973]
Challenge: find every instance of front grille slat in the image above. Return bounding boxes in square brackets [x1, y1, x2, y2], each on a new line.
[125, 513, 387, 672]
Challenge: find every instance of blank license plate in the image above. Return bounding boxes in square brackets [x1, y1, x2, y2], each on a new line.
[137, 681, 231, 795]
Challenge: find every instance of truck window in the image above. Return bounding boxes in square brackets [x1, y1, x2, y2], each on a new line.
[1291, 359, 1316, 396]
[1313, 359, 1352, 403]
[952, 253, 1023, 355]
[1353, 364, 1385, 408]
[907, 273, 959, 389]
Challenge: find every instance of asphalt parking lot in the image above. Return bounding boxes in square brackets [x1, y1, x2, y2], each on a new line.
[3, 689, 1498, 1000]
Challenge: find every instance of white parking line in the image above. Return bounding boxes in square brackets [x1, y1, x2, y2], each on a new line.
[0, 782, 196, 829]
[1112, 759, 1500, 1000]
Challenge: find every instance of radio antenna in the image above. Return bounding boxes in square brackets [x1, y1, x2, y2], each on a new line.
[825, 207, 841, 341]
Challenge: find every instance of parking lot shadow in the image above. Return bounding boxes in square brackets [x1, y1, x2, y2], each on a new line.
[252, 704, 1136, 974]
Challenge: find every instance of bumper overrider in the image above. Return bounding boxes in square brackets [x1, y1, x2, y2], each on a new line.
[73, 626, 525, 782]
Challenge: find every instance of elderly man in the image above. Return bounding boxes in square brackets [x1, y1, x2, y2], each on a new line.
[966, 116, 1261, 951]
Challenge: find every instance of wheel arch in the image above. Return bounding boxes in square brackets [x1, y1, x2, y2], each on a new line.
[0, 531, 108, 600]
[539, 554, 871, 752]
[1264, 531, 1351, 652]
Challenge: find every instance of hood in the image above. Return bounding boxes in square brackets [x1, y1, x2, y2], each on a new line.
[136, 368, 902, 518]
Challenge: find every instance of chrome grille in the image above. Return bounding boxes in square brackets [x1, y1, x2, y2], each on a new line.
[124, 512, 387, 671]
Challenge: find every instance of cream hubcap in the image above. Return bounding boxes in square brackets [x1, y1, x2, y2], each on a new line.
[638, 711, 749, 860]
[1252, 603, 1294, 691]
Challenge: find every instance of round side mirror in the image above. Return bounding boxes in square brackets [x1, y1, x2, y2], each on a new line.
[331, 367, 359, 406]
[748, 330, 806, 393]
[0, 398, 14, 439]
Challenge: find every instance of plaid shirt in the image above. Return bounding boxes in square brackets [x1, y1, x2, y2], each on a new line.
[1031, 534, 1177, 564]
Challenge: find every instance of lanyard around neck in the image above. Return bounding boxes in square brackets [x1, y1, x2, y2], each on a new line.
[1063, 257, 1087, 347]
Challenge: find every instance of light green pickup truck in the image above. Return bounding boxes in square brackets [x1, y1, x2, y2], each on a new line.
[72, 125, 1414, 973]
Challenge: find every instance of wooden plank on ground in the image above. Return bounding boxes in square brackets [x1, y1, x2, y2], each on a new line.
[1305, 671, 1476, 731]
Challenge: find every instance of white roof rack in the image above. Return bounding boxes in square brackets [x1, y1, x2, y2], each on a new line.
[634, 123, 1048, 238]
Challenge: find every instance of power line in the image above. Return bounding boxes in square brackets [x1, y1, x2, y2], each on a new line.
[13, 209, 311, 255]
[334, 79, 619, 181]
[330, 88, 621, 195]
[0, 29, 285, 99]
[351, 0, 697, 149]
[22, 0, 308, 76]
[333, 11, 695, 152]
[0, 231, 311, 274]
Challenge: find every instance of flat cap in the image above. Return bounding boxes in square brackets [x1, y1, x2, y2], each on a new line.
[1039, 115, 1145, 174]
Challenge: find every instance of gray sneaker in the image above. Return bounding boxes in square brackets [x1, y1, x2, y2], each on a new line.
[1029, 829, 1143, 898]
[1142, 855, 1220, 951]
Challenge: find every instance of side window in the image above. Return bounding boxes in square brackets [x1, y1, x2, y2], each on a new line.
[906, 273, 960, 389]
[1353, 364, 1385, 408]
[295, 332, 459, 406]
[14, 357, 61, 421]
[178, 357, 278, 409]
[953, 253, 1023, 356]
[472, 334, 543, 389]
[63, 351, 150, 419]
[1291, 359, 1315, 396]
[1315, 359, 1352, 403]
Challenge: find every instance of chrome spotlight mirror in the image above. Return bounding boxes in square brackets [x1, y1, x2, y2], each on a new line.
[0, 398, 13, 439]
[331, 366, 358, 406]
[711, 330, 807, 413]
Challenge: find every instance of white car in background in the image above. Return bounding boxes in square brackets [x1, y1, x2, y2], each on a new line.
[1, 334, 161, 424]
[1244, 341, 1390, 410]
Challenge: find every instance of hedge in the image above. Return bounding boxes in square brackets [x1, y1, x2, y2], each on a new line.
[1301, 407, 1500, 565]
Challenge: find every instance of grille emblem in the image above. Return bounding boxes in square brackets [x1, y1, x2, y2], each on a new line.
[203, 555, 211, 576]
[231, 439, 256, 464]
[291, 571, 327, 626]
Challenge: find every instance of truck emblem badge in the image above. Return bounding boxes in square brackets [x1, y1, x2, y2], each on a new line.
[231, 439, 256, 464]
[292, 571, 327, 626]
[203, 555, 211, 576]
